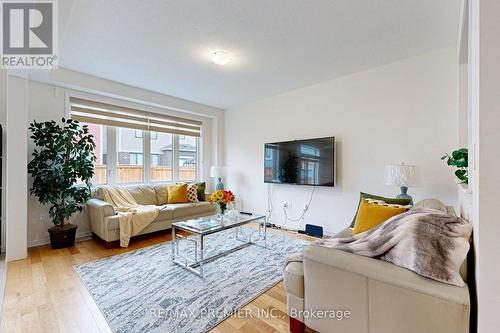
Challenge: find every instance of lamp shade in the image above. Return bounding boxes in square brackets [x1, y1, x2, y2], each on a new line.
[210, 166, 226, 178]
[384, 164, 417, 187]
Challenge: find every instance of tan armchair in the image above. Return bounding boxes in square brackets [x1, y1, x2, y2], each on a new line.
[284, 201, 470, 333]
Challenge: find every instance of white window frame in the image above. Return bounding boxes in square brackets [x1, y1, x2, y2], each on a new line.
[66, 93, 203, 186]
[104, 129, 200, 185]
[176, 136, 200, 183]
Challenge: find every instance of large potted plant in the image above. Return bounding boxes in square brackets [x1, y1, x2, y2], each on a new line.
[28, 118, 96, 249]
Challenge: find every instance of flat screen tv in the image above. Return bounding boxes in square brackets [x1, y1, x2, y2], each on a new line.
[264, 137, 335, 186]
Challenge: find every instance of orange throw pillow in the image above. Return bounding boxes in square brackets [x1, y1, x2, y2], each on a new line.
[352, 200, 408, 235]
[167, 184, 189, 204]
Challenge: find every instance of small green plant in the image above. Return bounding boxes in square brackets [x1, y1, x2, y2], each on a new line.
[441, 148, 468, 184]
[28, 118, 96, 228]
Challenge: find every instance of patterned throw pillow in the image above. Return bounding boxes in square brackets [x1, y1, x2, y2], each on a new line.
[365, 198, 412, 209]
[187, 183, 199, 203]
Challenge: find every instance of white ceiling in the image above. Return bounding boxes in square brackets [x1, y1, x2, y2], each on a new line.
[59, 0, 460, 109]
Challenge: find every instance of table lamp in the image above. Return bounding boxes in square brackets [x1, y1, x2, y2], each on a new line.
[210, 166, 226, 190]
[384, 163, 417, 204]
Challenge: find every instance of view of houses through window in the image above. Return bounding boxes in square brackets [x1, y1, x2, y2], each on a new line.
[86, 123, 108, 184]
[178, 135, 198, 182]
[84, 123, 198, 184]
[150, 131, 173, 182]
[117, 128, 144, 183]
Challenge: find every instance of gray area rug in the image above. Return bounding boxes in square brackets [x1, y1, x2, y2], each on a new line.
[74, 228, 309, 333]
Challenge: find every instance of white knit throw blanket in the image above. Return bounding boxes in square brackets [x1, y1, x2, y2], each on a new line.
[286, 208, 472, 286]
[101, 186, 160, 247]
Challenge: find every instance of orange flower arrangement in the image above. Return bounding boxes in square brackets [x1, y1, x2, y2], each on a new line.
[208, 190, 235, 214]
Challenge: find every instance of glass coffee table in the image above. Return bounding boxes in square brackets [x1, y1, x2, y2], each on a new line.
[171, 213, 266, 277]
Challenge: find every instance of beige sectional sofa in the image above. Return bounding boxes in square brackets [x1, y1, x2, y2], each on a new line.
[284, 199, 470, 333]
[87, 184, 217, 247]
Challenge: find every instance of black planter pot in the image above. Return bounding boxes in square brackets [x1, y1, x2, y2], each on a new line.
[48, 224, 77, 249]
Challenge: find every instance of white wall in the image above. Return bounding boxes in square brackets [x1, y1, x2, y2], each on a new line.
[225, 48, 459, 234]
[8, 69, 223, 251]
[469, 0, 500, 330]
[0, 70, 6, 251]
[6, 76, 28, 261]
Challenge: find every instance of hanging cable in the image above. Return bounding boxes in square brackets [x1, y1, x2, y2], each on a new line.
[266, 183, 274, 221]
[283, 186, 316, 227]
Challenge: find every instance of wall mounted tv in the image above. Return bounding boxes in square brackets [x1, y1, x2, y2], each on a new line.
[264, 137, 335, 187]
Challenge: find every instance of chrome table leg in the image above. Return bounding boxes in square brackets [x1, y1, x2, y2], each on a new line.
[171, 226, 176, 260]
[200, 235, 204, 277]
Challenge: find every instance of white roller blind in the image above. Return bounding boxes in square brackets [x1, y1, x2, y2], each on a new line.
[69, 97, 202, 137]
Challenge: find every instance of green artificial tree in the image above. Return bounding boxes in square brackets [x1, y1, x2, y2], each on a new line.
[28, 118, 96, 247]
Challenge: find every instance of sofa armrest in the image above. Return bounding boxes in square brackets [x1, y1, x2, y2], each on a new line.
[87, 198, 115, 238]
[87, 198, 115, 216]
[304, 244, 469, 305]
[302, 244, 470, 333]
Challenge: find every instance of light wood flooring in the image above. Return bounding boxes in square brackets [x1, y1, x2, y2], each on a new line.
[0, 229, 312, 333]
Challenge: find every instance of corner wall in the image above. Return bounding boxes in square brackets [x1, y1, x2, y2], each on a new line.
[6, 76, 28, 261]
[468, 0, 500, 330]
[6, 69, 224, 255]
[224, 47, 459, 233]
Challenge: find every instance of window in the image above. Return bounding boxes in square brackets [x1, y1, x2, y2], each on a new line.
[178, 135, 198, 182]
[69, 97, 202, 185]
[81, 123, 107, 184]
[150, 132, 173, 182]
[129, 153, 143, 165]
[117, 128, 144, 183]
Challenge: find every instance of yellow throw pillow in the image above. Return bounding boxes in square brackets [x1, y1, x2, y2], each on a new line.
[167, 184, 189, 204]
[352, 199, 408, 235]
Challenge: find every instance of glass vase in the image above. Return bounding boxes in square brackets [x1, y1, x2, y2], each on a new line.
[218, 203, 227, 222]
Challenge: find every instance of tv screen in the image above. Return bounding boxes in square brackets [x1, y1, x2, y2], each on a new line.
[264, 137, 335, 186]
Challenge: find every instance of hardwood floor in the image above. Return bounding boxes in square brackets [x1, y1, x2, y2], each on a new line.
[0, 229, 311, 333]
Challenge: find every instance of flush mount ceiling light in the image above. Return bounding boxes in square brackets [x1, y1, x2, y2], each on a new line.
[211, 50, 232, 66]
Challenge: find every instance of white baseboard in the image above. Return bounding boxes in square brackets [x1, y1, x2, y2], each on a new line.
[27, 231, 93, 248]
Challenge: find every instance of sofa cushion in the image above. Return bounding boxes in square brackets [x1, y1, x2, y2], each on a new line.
[154, 184, 169, 205]
[352, 200, 407, 235]
[91, 186, 105, 200]
[124, 185, 158, 205]
[187, 183, 199, 203]
[350, 192, 412, 227]
[284, 262, 304, 298]
[287, 227, 354, 295]
[169, 202, 215, 219]
[105, 206, 176, 230]
[167, 184, 189, 204]
[196, 182, 206, 201]
[412, 199, 448, 213]
[156, 206, 174, 221]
